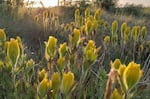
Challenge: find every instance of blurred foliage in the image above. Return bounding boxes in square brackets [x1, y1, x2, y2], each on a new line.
[115, 4, 150, 19]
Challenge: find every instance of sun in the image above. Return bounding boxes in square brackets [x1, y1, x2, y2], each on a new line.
[41, 0, 58, 7]
[25, 0, 58, 7]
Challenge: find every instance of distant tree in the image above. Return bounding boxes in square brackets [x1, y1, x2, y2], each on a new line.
[96, 0, 118, 10]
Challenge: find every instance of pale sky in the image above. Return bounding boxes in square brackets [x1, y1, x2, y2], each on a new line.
[119, 0, 150, 7]
[26, 0, 150, 7]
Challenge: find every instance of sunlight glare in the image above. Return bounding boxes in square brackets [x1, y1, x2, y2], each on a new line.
[25, 0, 58, 7]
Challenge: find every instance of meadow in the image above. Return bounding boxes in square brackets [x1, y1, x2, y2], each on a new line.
[0, 1, 150, 99]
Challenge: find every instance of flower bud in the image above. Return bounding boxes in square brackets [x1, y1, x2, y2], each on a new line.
[86, 19, 92, 34]
[38, 78, 49, 97]
[51, 72, 61, 93]
[104, 35, 110, 44]
[112, 20, 118, 35]
[118, 64, 126, 78]
[7, 38, 20, 65]
[38, 68, 48, 82]
[61, 71, 74, 95]
[92, 20, 98, 30]
[26, 59, 35, 74]
[45, 36, 57, 60]
[123, 61, 142, 90]
[112, 59, 121, 69]
[110, 88, 123, 99]
[94, 9, 101, 20]
[112, 34, 118, 44]
[121, 22, 127, 35]
[59, 42, 67, 57]
[147, 40, 150, 48]
[141, 26, 147, 38]
[84, 40, 99, 62]
[72, 28, 80, 46]
[57, 57, 65, 72]
[85, 8, 90, 18]
[0, 29, 6, 42]
[138, 44, 144, 52]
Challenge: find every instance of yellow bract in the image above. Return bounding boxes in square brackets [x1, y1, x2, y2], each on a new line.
[104, 35, 110, 44]
[61, 71, 74, 94]
[45, 36, 57, 60]
[72, 28, 80, 46]
[121, 22, 127, 35]
[7, 38, 20, 66]
[94, 8, 101, 20]
[59, 42, 67, 57]
[118, 64, 126, 78]
[57, 57, 65, 71]
[84, 40, 98, 61]
[123, 61, 142, 90]
[0, 29, 6, 42]
[86, 20, 92, 34]
[38, 78, 49, 97]
[51, 72, 61, 93]
[112, 59, 121, 69]
[112, 20, 118, 35]
[141, 26, 147, 38]
[85, 8, 90, 18]
[38, 68, 48, 82]
[110, 88, 123, 99]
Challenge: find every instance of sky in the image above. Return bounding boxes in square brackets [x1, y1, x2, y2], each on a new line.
[119, 0, 150, 7]
[26, 0, 150, 7]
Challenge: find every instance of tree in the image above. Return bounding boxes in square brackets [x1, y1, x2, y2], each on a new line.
[96, 0, 118, 10]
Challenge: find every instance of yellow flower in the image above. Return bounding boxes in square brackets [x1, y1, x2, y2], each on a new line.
[123, 61, 142, 90]
[34, 15, 39, 22]
[45, 36, 57, 60]
[81, 25, 86, 33]
[112, 20, 118, 35]
[92, 20, 98, 30]
[79, 16, 83, 26]
[136, 26, 140, 37]
[94, 8, 101, 20]
[57, 57, 65, 72]
[112, 59, 121, 69]
[104, 35, 110, 44]
[84, 40, 99, 62]
[86, 19, 92, 34]
[43, 10, 48, 18]
[25, 59, 35, 74]
[48, 80, 52, 89]
[141, 26, 147, 38]
[112, 34, 118, 43]
[51, 72, 61, 93]
[124, 26, 130, 36]
[59, 42, 67, 57]
[147, 40, 150, 48]
[71, 28, 80, 46]
[0, 29, 6, 42]
[61, 71, 74, 94]
[86, 40, 95, 50]
[121, 22, 127, 35]
[138, 44, 144, 52]
[7, 38, 20, 65]
[38, 68, 48, 82]
[84, 40, 100, 70]
[110, 88, 123, 99]
[85, 8, 90, 18]
[118, 64, 126, 77]
[75, 9, 80, 19]
[38, 78, 49, 97]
